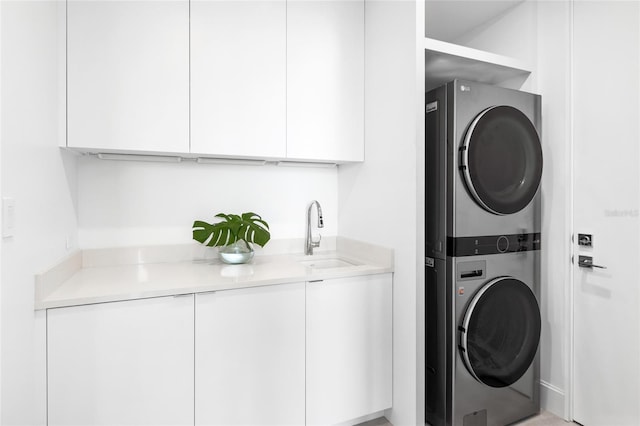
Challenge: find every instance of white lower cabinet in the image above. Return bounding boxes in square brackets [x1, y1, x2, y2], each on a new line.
[47, 295, 195, 426]
[47, 275, 391, 426]
[306, 274, 393, 425]
[195, 283, 306, 426]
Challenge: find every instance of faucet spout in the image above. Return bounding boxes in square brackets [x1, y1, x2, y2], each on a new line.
[306, 200, 323, 255]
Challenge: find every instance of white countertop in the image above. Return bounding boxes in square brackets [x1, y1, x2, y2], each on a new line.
[35, 238, 394, 310]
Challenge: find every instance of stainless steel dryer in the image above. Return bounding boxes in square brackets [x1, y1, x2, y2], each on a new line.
[426, 80, 542, 261]
[425, 80, 542, 426]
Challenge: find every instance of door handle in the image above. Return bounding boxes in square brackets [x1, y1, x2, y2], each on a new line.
[578, 255, 607, 269]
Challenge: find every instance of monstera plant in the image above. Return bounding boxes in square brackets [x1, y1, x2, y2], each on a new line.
[192, 212, 270, 264]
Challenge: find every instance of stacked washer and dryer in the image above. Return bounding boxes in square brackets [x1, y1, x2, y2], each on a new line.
[426, 80, 543, 426]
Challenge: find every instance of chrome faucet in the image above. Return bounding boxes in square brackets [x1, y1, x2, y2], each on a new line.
[305, 200, 324, 255]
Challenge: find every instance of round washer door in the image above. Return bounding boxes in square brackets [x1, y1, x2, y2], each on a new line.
[462, 105, 543, 215]
[460, 276, 541, 388]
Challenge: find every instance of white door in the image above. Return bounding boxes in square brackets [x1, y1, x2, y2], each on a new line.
[190, 0, 286, 159]
[195, 283, 305, 426]
[572, 1, 640, 425]
[306, 274, 392, 425]
[67, 0, 189, 153]
[286, 0, 364, 162]
[48, 295, 195, 426]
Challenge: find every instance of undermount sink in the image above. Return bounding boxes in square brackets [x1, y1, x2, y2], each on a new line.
[298, 257, 360, 269]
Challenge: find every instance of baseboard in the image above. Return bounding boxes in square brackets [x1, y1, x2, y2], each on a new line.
[342, 410, 388, 426]
[540, 380, 566, 419]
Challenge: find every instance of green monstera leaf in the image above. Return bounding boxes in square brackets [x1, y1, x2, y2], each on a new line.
[193, 212, 270, 248]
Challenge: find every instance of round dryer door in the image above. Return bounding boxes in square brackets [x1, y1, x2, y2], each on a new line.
[460, 277, 541, 388]
[462, 105, 543, 215]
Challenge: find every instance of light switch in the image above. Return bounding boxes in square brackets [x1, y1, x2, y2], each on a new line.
[2, 197, 16, 238]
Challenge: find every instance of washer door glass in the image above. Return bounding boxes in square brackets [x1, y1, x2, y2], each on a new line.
[460, 277, 541, 388]
[462, 106, 543, 215]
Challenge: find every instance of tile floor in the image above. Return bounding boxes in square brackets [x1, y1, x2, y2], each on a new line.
[515, 411, 577, 425]
[358, 411, 578, 426]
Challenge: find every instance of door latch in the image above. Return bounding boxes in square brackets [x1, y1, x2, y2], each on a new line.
[578, 234, 592, 247]
[578, 255, 607, 269]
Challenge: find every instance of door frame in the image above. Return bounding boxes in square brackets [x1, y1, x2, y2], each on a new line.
[566, 0, 575, 421]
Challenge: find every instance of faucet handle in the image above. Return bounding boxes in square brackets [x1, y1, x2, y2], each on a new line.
[311, 233, 322, 247]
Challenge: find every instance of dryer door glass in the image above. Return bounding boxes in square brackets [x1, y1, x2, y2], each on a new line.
[462, 106, 542, 215]
[460, 277, 541, 388]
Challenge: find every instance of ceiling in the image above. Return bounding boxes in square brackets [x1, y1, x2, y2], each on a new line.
[425, 0, 526, 42]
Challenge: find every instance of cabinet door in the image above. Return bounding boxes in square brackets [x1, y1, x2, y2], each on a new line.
[48, 295, 195, 426]
[67, 0, 189, 153]
[195, 283, 305, 426]
[287, 0, 365, 162]
[306, 274, 393, 425]
[191, 1, 286, 158]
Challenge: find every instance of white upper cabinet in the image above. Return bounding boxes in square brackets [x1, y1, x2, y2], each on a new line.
[67, 0, 189, 153]
[66, 0, 365, 162]
[286, 0, 365, 162]
[191, 1, 286, 159]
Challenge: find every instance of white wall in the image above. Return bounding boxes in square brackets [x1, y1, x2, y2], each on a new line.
[452, 1, 537, 93]
[1, 1, 77, 424]
[77, 157, 338, 249]
[338, 1, 420, 424]
[453, 0, 538, 73]
[535, 1, 572, 417]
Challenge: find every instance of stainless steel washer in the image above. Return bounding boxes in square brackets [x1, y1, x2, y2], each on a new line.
[427, 250, 541, 426]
